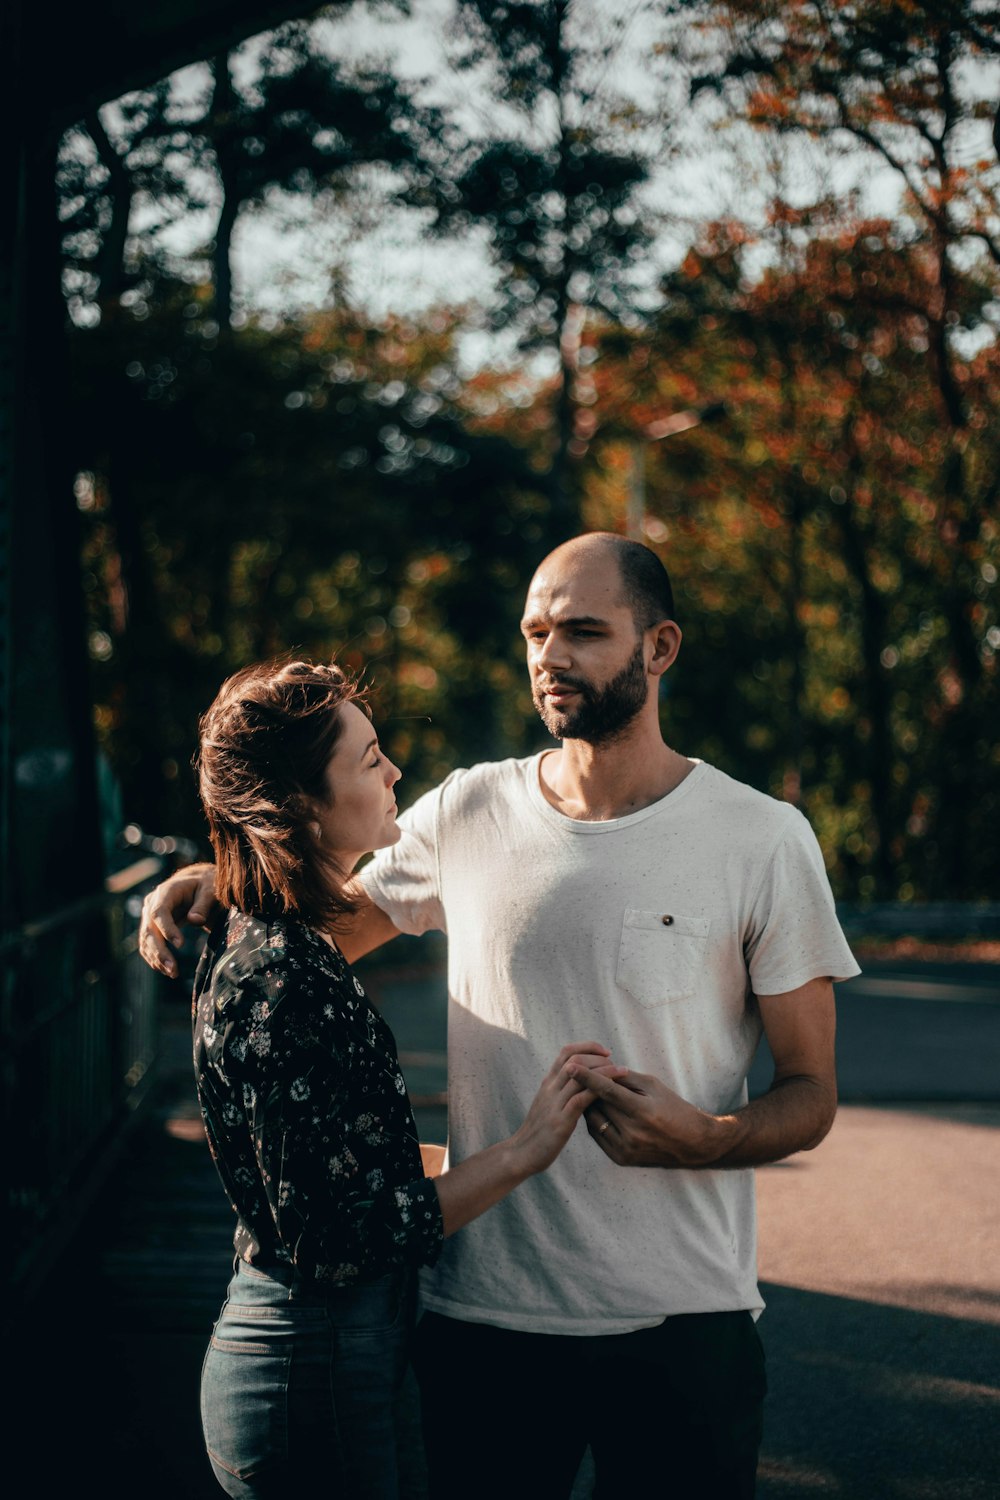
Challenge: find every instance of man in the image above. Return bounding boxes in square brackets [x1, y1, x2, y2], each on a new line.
[142, 533, 859, 1498]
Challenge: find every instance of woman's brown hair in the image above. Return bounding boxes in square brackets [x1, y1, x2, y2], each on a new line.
[195, 659, 365, 927]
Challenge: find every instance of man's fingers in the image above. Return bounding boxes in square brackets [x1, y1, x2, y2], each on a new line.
[585, 1108, 622, 1157]
[586, 1107, 612, 1136]
[566, 1054, 624, 1081]
[549, 1042, 610, 1079]
[610, 1069, 653, 1095]
[560, 1041, 610, 1062]
[138, 917, 178, 978]
[138, 865, 219, 978]
[568, 1064, 638, 1108]
[187, 869, 220, 927]
[140, 882, 200, 975]
[155, 906, 185, 950]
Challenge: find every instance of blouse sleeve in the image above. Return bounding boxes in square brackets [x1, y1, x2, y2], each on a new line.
[233, 964, 444, 1282]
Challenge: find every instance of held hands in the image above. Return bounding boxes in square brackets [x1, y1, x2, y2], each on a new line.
[432, 1044, 625, 1239]
[139, 864, 221, 978]
[510, 1044, 627, 1176]
[568, 1065, 725, 1169]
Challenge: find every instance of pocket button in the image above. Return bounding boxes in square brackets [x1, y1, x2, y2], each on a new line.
[661, 914, 674, 926]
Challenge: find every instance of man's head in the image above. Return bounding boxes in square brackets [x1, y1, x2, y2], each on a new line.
[520, 533, 681, 746]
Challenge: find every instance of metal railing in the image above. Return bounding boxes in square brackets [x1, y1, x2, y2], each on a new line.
[0, 841, 192, 1295]
[836, 902, 1000, 940]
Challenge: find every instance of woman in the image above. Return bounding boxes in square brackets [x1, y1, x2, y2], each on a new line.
[192, 658, 611, 1499]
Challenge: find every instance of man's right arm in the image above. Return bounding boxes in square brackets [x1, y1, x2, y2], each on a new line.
[337, 881, 405, 963]
[138, 864, 403, 976]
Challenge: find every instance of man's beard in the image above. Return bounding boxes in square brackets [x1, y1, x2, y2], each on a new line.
[533, 640, 648, 745]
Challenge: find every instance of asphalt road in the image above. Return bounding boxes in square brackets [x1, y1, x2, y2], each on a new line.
[369, 957, 1000, 1500]
[753, 960, 1000, 1499]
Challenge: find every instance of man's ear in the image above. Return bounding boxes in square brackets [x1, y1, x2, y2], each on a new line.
[648, 620, 682, 677]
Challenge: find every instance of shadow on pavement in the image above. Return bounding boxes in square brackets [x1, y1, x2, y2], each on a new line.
[756, 1282, 1000, 1499]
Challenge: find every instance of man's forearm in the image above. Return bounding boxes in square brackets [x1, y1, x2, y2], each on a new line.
[337, 880, 403, 963]
[576, 1064, 837, 1171]
[140, 863, 402, 976]
[691, 1073, 837, 1169]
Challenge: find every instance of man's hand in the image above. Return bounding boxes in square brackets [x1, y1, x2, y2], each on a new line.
[572, 1069, 722, 1168]
[570, 977, 838, 1170]
[139, 863, 220, 978]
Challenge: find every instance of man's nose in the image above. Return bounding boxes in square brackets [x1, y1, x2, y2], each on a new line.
[537, 633, 570, 672]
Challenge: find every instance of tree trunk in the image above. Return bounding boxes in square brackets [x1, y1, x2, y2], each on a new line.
[834, 435, 895, 898]
[545, 0, 577, 536]
[211, 53, 239, 331]
[85, 111, 131, 306]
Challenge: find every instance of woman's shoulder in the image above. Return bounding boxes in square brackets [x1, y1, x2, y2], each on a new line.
[204, 909, 361, 1004]
[195, 913, 363, 1072]
[200, 909, 288, 986]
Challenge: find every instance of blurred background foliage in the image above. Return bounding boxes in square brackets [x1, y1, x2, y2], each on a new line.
[61, 0, 999, 901]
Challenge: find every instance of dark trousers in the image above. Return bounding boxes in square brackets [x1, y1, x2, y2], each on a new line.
[414, 1308, 766, 1500]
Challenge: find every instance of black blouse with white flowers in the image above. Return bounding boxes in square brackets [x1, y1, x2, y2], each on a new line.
[193, 909, 443, 1283]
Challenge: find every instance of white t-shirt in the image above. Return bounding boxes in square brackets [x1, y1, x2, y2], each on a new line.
[360, 755, 860, 1335]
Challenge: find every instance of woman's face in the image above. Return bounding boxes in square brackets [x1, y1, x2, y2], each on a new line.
[314, 702, 402, 868]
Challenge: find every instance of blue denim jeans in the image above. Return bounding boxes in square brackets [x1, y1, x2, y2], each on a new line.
[201, 1259, 415, 1499]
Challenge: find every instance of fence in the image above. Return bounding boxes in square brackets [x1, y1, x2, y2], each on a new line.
[0, 847, 184, 1298]
[837, 902, 1000, 940]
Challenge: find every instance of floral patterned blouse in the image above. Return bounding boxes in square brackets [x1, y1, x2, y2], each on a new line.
[193, 909, 444, 1283]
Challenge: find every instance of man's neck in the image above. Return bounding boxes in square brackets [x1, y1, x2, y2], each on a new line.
[537, 726, 696, 822]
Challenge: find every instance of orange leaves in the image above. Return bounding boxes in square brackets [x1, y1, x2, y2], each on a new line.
[746, 86, 794, 122]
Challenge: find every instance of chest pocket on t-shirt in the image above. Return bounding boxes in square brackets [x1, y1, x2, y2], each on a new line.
[617, 909, 711, 1008]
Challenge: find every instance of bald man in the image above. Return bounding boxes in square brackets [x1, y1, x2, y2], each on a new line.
[141, 534, 859, 1499]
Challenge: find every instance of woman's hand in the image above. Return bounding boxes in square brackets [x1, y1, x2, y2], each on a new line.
[433, 1043, 623, 1238]
[139, 863, 220, 977]
[508, 1043, 626, 1176]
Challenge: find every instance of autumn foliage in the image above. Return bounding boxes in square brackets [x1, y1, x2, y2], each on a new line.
[65, 2, 1000, 902]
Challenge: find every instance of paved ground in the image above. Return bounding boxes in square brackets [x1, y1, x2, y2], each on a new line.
[7, 955, 998, 1498]
[751, 955, 1000, 1497]
[754, 1104, 1000, 1498]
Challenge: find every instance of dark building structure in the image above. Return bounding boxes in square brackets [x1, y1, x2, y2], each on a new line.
[1, 0, 308, 1294]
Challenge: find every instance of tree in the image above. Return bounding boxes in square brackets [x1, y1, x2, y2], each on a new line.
[682, 0, 1000, 895]
[425, 0, 668, 529]
[203, 18, 445, 328]
[58, 80, 206, 316]
[71, 292, 553, 833]
[575, 199, 999, 900]
[59, 12, 442, 329]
